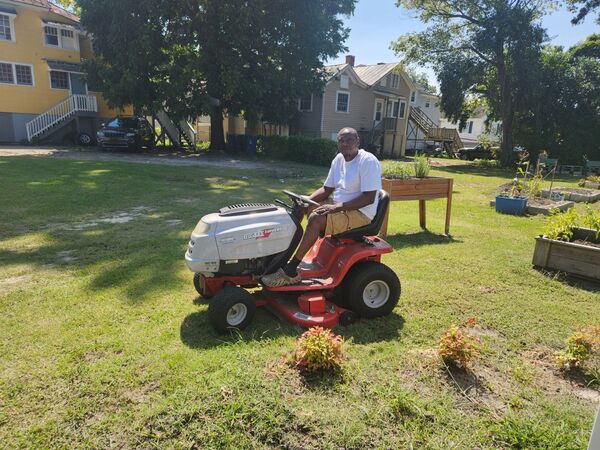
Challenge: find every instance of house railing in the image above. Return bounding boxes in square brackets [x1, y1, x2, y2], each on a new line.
[26, 94, 98, 141]
[178, 119, 197, 146]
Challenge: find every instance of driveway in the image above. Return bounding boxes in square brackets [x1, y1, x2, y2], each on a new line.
[0, 145, 274, 171]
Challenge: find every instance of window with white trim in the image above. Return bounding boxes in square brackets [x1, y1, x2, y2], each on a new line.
[410, 92, 416, 102]
[425, 101, 430, 108]
[44, 24, 78, 50]
[0, 61, 34, 86]
[298, 93, 312, 112]
[468, 121, 474, 134]
[391, 74, 400, 88]
[398, 101, 406, 118]
[336, 91, 349, 113]
[44, 26, 59, 46]
[0, 13, 15, 42]
[50, 70, 69, 89]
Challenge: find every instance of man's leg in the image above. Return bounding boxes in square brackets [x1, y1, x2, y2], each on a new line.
[282, 212, 327, 276]
[261, 212, 326, 287]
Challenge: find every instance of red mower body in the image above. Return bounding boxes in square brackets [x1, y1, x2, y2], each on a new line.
[199, 235, 393, 328]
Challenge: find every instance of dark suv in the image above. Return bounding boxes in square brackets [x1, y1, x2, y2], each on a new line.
[456, 144, 493, 161]
[96, 117, 154, 151]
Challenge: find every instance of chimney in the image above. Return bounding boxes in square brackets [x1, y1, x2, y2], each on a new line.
[345, 55, 355, 67]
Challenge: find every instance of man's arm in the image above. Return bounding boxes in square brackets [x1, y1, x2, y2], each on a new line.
[309, 186, 334, 203]
[313, 191, 376, 215]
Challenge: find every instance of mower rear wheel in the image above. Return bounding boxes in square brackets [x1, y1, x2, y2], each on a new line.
[344, 262, 400, 318]
[193, 273, 212, 298]
[208, 285, 256, 333]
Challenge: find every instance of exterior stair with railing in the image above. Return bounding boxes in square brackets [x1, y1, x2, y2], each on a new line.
[408, 106, 463, 152]
[155, 109, 196, 148]
[26, 94, 98, 142]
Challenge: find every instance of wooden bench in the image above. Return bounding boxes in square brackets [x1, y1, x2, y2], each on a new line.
[585, 160, 600, 176]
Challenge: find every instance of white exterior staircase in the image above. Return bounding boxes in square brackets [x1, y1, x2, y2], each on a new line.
[26, 94, 98, 142]
[155, 109, 196, 147]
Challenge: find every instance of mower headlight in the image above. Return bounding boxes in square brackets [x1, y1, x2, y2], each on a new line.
[126, 132, 136, 138]
[96, 131, 105, 138]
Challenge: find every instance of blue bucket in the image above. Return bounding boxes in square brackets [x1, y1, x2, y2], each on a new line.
[495, 195, 527, 215]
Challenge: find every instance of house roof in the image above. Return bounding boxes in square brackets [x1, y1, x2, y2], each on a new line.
[353, 63, 398, 86]
[10, 0, 79, 22]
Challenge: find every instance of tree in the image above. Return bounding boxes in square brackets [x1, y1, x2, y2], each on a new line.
[392, 0, 551, 165]
[404, 67, 438, 94]
[78, 0, 355, 150]
[567, 0, 600, 24]
[513, 39, 600, 163]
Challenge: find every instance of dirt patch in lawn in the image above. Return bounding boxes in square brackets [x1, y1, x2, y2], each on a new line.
[0, 274, 31, 295]
[523, 348, 600, 403]
[52, 206, 155, 231]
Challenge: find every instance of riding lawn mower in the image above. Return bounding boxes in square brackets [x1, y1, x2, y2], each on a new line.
[184, 190, 400, 333]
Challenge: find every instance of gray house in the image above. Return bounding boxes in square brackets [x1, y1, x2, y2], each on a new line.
[294, 56, 416, 158]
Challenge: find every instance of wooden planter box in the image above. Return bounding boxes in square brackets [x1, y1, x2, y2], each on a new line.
[532, 228, 600, 281]
[381, 177, 453, 237]
[583, 181, 600, 190]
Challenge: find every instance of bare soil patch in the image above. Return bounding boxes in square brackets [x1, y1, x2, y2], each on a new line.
[523, 348, 600, 404]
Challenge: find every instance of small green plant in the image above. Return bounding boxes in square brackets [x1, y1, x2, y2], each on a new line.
[555, 325, 600, 370]
[413, 153, 430, 178]
[438, 320, 479, 368]
[293, 326, 346, 372]
[544, 206, 600, 241]
[381, 161, 412, 179]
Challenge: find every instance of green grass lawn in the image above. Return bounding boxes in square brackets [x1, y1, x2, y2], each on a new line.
[1, 156, 599, 449]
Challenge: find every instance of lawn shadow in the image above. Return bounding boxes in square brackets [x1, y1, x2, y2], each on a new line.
[533, 267, 600, 292]
[385, 230, 462, 250]
[180, 309, 302, 349]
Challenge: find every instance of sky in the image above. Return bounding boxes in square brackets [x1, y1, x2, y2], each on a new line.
[328, 0, 599, 85]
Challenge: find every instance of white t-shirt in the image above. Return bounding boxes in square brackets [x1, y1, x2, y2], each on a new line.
[324, 149, 381, 220]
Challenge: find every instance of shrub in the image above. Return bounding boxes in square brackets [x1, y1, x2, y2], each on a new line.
[293, 326, 345, 372]
[438, 322, 479, 368]
[555, 325, 600, 370]
[258, 135, 337, 167]
[413, 153, 430, 178]
[382, 161, 412, 179]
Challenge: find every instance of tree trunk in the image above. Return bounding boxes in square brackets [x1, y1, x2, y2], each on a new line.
[209, 106, 225, 151]
[498, 57, 514, 167]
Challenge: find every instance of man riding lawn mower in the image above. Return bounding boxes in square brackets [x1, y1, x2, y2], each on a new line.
[184, 128, 401, 333]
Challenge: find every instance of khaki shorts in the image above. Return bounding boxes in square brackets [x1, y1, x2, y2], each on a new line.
[315, 199, 371, 236]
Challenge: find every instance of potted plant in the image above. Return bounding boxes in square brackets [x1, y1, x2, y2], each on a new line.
[381, 154, 453, 235]
[495, 164, 529, 215]
[532, 207, 600, 281]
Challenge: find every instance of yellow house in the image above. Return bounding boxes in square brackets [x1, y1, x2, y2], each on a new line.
[0, 0, 130, 144]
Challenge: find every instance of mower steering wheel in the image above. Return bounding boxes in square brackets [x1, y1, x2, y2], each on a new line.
[283, 190, 320, 207]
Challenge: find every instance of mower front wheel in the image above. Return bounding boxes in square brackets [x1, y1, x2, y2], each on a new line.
[344, 262, 400, 318]
[208, 285, 256, 333]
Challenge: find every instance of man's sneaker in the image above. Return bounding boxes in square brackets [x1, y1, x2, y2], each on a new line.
[261, 268, 301, 287]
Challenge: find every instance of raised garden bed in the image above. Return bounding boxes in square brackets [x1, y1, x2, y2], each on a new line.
[583, 180, 600, 190]
[381, 177, 453, 236]
[541, 187, 600, 203]
[490, 198, 574, 215]
[532, 228, 600, 282]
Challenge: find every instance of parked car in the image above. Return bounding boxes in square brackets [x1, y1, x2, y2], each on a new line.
[455, 144, 493, 161]
[96, 116, 154, 151]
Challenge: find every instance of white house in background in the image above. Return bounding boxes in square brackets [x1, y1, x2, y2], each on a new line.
[439, 107, 502, 147]
[405, 86, 442, 151]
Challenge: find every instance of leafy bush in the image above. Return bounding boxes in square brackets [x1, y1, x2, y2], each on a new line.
[293, 326, 345, 372]
[555, 325, 600, 370]
[438, 321, 479, 368]
[413, 153, 430, 178]
[382, 161, 412, 179]
[257, 136, 337, 167]
[544, 206, 600, 241]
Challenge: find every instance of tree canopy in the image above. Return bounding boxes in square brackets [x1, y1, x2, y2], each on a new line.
[567, 0, 600, 24]
[78, 0, 355, 149]
[392, 0, 551, 165]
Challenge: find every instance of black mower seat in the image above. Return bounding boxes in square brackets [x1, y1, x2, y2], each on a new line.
[333, 190, 390, 241]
